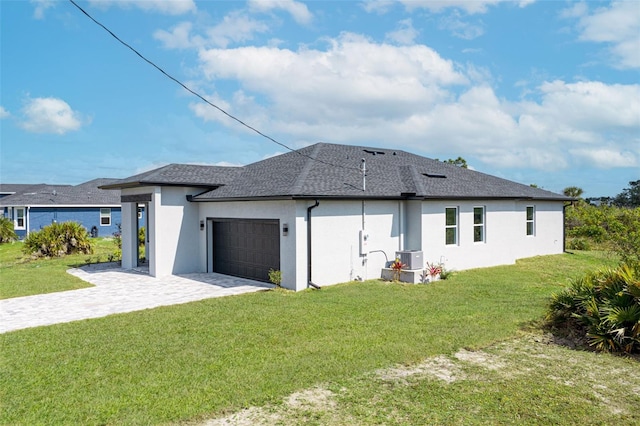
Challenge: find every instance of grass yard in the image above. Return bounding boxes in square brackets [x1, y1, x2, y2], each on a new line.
[0, 238, 118, 299]
[1, 251, 636, 425]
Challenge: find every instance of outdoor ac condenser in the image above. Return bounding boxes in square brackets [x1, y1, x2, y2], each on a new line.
[395, 250, 424, 270]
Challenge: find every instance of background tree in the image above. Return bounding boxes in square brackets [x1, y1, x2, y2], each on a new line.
[563, 186, 584, 199]
[443, 157, 468, 168]
[614, 180, 640, 207]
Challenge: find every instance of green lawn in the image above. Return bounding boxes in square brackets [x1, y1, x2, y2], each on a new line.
[1, 251, 635, 425]
[0, 238, 118, 299]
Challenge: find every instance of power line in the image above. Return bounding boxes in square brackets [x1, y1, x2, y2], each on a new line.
[67, 0, 359, 172]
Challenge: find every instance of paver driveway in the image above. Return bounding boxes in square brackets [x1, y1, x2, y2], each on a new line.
[0, 264, 272, 333]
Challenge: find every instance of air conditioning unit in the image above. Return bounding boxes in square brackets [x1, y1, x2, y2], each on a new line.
[396, 250, 423, 270]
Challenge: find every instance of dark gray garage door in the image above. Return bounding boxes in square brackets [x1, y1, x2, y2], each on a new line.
[212, 219, 280, 283]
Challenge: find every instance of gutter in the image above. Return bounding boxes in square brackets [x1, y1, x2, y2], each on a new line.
[307, 200, 321, 290]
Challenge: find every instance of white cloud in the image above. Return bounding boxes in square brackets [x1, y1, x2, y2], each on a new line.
[206, 11, 270, 48]
[19, 97, 85, 134]
[367, 0, 533, 15]
[385, 19, 419, 45]
[362, 0, 396, 14]
[88, 0, 196, 15]
[190, 34, 639, 172]
[154, 12, 269, 49]
[570, 147, 637, 169]
[248, 0, 313, 25]
[154, 22, 201, 49]
[30, 0, 55, 19]
[438, 12, 485, 40]
[564, 1, 640, 69]
[0, 106, 10, 119]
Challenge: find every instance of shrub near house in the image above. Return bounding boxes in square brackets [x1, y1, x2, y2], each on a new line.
[0, 217, 17, 243]
[23, 222, 93, 258]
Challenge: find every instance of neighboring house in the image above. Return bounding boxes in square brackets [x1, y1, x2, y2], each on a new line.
[102, 143, 571, 291]
[0, 179, 124, 239]
[0, 184, 43, 199]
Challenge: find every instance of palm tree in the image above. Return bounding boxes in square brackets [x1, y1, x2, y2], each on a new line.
[563, 186, 584, 199]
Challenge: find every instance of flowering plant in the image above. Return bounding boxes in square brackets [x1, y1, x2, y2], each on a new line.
[426, 262, 442, 277]
[390, 258, 406, 281]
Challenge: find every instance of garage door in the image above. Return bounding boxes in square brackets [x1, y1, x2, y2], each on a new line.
[211, 219, 280, 283]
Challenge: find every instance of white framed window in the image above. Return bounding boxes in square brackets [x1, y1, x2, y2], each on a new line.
[100, 208, 111, 226]
[474, 206, 485, 243]
[445, 207, 458, 245]
[526, 206, 535, 236]
[14, 207, 25, 230]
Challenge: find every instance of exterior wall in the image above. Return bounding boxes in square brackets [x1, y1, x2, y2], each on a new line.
[151, 186, 201, 276]
[307, 199, 402, 287]
[123, 191, 565, 290]
[6, 206, 121, 239]
[27, 207, 121, 237]
[419, 200, 564, 271]
[197, 200, 304, 290]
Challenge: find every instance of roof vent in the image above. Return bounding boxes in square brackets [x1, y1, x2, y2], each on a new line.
[423, 173, 446, 179]
[363, 149, 385, 156]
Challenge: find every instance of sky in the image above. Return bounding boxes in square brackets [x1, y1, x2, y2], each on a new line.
[1, 0, 639, 198]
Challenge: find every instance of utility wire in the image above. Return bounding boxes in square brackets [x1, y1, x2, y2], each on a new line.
[68, 0, 359, 171]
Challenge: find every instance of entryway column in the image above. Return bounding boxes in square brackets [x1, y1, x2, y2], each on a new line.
[121, 202, 138, 270]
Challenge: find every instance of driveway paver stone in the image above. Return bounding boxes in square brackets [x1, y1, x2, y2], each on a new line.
[0, 264, 271, 333]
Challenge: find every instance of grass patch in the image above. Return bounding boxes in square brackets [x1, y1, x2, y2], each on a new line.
[0, 238, 118, 299]
[0, 251, 626, 425]
[209, 335, 639, 425]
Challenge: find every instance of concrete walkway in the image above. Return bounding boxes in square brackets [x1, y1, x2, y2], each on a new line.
[0, 263, 272, 334]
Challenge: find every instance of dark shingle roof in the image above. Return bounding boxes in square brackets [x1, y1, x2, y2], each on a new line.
[0, 183, 43, 195]
[0, 178, 120, 206]
[99, 164, 243, 189]
[192, 143, 569, 201]
[98, 143, 569, 201]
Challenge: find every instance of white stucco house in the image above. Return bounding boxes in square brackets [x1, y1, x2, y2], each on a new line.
[101, 143, 570, 291]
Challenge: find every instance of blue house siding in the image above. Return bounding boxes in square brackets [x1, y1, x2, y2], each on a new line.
[27, 207, 122, 237]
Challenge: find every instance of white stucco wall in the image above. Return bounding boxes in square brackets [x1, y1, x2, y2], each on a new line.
[121, 189, 565, 289]
[308, 200, 402, 287]
[197, 200, 305, 290]
[419, 200, 564, 271]
[152, 186, 201, 276]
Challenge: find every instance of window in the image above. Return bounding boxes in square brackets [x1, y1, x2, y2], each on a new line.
[15, 207, 25, 230]
[100, 208, 111, 226]
[474, 206, 485, 242]
[526, 206, 535, 236]
[445, 207, 458, 245]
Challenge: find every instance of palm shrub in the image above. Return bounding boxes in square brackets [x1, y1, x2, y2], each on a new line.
[547, 264, 640, 354]
[0, 216, 18, 243]
[23, 221, 93, 258]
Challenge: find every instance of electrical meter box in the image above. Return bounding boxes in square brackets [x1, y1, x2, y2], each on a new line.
[396, 250, 423, 270]
[359, 230, 369, 255]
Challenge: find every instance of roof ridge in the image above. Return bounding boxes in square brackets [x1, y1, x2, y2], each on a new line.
[409, 164, 427, 196]
[290, 143, 323, 195]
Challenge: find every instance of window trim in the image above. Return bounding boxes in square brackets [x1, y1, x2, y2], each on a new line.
[473, 206, 485, 243]
[100, 208, 111, 226]
[445, 206, 458, 246]
[526, 205, 535, 236]
[14, 207, 25, 230]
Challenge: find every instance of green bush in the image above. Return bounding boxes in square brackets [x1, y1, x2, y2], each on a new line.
[567, 238, 591, 251]
[23, 222, 93, 258]
[565, 203, 640, 262]
[0, 216, 18, 243]
[547, 264, 640, 354]
[138, 226, 146, 246]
